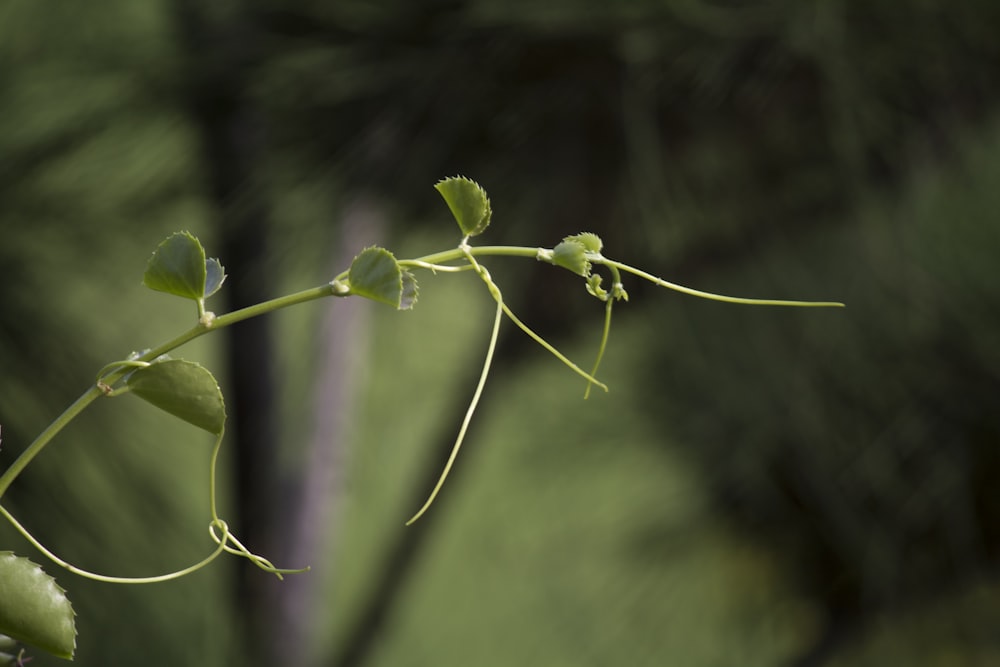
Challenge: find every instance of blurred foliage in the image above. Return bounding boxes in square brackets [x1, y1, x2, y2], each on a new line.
[2, 0, 1000, 665]
[635, 123, 1000, 653]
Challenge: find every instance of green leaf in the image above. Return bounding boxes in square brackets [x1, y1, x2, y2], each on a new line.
[566, 232, 603, 253]
[348, 247, 418, 310]
[143, 232, 225, 302]
[434, 176, 492, 237]
[126, 359, 226, 434]
[0, 553, 76, 660]
[143, 232, 207, 300]
[552, 237, 591, 277]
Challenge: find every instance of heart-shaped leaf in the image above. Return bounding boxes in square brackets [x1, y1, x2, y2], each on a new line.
[348, 247, 418, 310]
[143, 232, 226, 301]
[0, 553, 76, 660]
[127, 359, 226, 434]
[435, 176, 492, 238]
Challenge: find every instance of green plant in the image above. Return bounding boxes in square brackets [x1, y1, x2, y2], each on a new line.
[0, 177, 842, 661]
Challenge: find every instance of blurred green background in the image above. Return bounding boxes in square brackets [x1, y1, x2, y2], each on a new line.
[2, 0, 1000, 665]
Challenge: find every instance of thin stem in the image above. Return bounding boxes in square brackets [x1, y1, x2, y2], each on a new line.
[0, 236, 844, 574]
[0, 387, 103, 499]
[209, 284, 341, 331]
[405, 290, 503, 526]
[584, 297, 614, 400]
[600, 257, 845, 307]
[0, 284, 341, 500]
[457, 245, 609, 391]
[497, 301, 609, 392]
[405, 245, 542, 268]
[208, 429, 224, 522]
[404, 247, 516, 525]
[397, 260, 475, 274]
[0, 503, 228, 584]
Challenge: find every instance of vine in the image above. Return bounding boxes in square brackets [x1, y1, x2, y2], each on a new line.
[0, 176, 843, 662]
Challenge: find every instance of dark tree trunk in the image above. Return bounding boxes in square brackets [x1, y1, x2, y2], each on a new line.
[171, 2, 280, 662]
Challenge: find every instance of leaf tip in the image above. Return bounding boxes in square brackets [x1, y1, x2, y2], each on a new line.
[434, 176, 492, 237]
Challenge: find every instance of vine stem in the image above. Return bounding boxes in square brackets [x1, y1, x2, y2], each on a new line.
[405, 248, 505, 525]
[599, 257, 846, 308]
[0, 249, 517, 502]
[0, 387, 103, 500]
[0, 502, 229, 584]
[0, 238, 843, 537]
[0, 284, 340, 501]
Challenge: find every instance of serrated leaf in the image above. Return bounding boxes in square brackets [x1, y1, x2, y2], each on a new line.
[204, 257, 227, 298]
[348, 247, 410, 309]
[0, 553, 76, 660]
[143, 232, 207, 300]
[566, 232, 603, 253]
[552, 238, 591, 277]
[434, 176, 492, 237]
[126, 359, 226, 434]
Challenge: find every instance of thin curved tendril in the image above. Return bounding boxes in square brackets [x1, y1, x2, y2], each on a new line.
[0, 503, 228, 584]
[497, 301, 609, 392]
[584, 297, 614, 399]
[206, 428, 307, 577]
[0, 423, 304, 583]
[599, 257, 846, 308]
[208, 428, 224, 521]
[463, 243, 607, 391]
[405, 279, 504, 525]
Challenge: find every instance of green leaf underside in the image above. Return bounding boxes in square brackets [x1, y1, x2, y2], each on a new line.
[349, 247, 413, 309]
[552, 238, 591, 277]
[435, 176, 492, 237]
[143, 231, 207, 300]
[204, 257, 227, 298]
[126, 360, 226, 434]
[0, 552, 76, 660]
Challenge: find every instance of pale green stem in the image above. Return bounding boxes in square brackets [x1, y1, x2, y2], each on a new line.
[0, 284, 343, 501]
[496, 301, 609, 392]
[0, 503, 228, 584]
[405, 288, 504, 525]
[0, 387, 103, 499]
[599, 257, 846, 308]
[0, 239, 842, 560]
[584, 297, 615, 400]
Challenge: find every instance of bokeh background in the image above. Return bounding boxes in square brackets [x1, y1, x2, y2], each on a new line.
[2, 1, 1000, 665]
